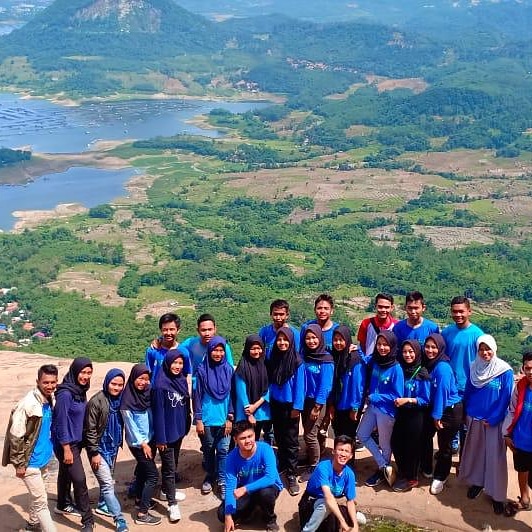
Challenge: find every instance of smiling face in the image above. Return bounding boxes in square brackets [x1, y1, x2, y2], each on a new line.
[37, 373, 58, 400]
[333, 442, 353, 467]
[77, 366, 93, 387]
[210, 344, 225, 363]
[402, 343, 416, 364]
[276, 332, 290, 352]
[424, 338, 439, 360]
[451, 303, 472, 328]
[170, 357, 184, 375]
[375, 297, 394, 320]
[160, 320, 179, 346]
[305, 330, 320, 350]
[134, 372, 150, 391]
[107, 375, 125, 397]
[249, 343, 263, 359]
[478, 342, 494, 362]
[333, 331, 347, 352]
[314, 301, 333, 324]
[235, 428, 256, 454]
[376, 336, 391, 357]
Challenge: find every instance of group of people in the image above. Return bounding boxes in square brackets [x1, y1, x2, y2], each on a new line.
[3, 292, 532, 532]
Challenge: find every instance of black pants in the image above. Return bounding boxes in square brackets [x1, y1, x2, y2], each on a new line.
[159, 440, 183, 504]
[298, 491, 353, 532]
[421, 402, 462, 481]
[391, 406, 425, 481]
[55, 442, 93, 526]
[217, 486, 280, 524]
[271, 399, 299, 476]
[331, 409, 358, 440]
[129, 444, 159, 513]
[255, 420, 274, 445]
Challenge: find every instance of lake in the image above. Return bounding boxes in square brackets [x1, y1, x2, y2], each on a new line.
[0, 93, 267, 230]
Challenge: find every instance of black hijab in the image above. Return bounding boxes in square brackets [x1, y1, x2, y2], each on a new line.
[372, 330, 398, 368]
[333, 325, 361, 378]
[235, 334, 269, 405]
[399, 340, 430, 380]
[302, 323, 334, 364]
[423, 333, 450, 372]
[56, 356, 92, 402]
[268, 327, 303, 386]
[120, 363, 151, 412]
[154, 349, 189, 398]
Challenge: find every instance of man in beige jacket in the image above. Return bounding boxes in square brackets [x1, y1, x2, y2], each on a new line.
[2, 364, 58, 532]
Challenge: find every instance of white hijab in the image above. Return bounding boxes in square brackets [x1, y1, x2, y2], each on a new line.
[469, 334, 512, 388]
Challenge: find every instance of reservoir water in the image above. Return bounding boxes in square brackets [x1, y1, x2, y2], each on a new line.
[0, 93, 267, 230]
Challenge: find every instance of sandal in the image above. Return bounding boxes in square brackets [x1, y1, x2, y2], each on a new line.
[517, 496, 531, 510]
[503, 501, 518, 517]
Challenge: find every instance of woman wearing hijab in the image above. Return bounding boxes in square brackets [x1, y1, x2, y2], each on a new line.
[234, 334, 272, 444]
[193, 336, 234, 499]
[121, 364, 161, 526]
[52, 357, 95, 532]
[84, 368, 128, 532]
[330, 325, 366, 441]
[420, 333, 463, 496]
[459, 334, 513, 514]
[152, 349, 190, 523]
[391, 340, 431, 492]
[268, 326, 306, 496]
[299, 324, 335, 483]
[356, 330, 403, 489]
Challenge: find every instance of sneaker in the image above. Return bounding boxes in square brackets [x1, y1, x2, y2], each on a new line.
[266, 520, 280, 532]
[298, 466, 315, 483]
[168, 503, 181, 523]
[356, 511, 367, 525]
[160, 490, 187, 502]
[467, 485, 484, 499]
[430, 478, 446, 495]
[365, 470, 385, 487]
[21, 522, 41, 532]
[383, 464, 396, 487]
[115, 518, 129, 532]
[393, 478, 419, 492]
[201, 479, 213, 495]
[95, 502, 113, 517]
[134, 512, 162, 526]
[54, 504, 81, 517]
[287, 475, 300, 496]
[134, 499, 157, 510]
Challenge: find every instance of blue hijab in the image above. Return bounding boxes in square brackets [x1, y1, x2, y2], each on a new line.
[196, 336, 233, 401]
[154, 349, 189, 398]
[100, 368, 125, 464]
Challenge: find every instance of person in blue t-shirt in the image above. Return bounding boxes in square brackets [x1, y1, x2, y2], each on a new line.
[300, 294, 339, 353]
[503, 352, 532, 512]
[259, 299, 300, 360]
[392, 291, 439, 347]
[144, 313, 183, 384]
[179, 313, 234, 390]
[3, 364, 58, 532]
[218, 421, 283, 532]
[298, 435, 359, 532]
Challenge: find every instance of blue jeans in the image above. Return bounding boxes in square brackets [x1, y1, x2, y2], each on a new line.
[357, 404, 395, 469]
[302, 498, 329, 532]
[93, 456, 124, 521]
[200, 425, 230, 485]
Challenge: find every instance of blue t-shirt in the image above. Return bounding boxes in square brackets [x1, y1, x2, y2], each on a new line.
[145, 343, 190, 384]
[28, 403, 53, 469]
[393, 318, 439, 347]
[258, 323, 300, 360]
[442, 323, 484, 393]
[513, 387, 532, 452]
[306, 459, 356, 500]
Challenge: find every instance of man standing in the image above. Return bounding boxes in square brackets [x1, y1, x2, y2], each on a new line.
[392, 291, 439, 347]
[179, 313, 234, 388]
[145, 313, 183, 384]
[259, 299, 300, 359]
[3, 364, 59, 532]
[356, 293, 397, 357]
[218, 421, 283, 532]
[442, 296, 484, 452]
[301, 294, 339, 352]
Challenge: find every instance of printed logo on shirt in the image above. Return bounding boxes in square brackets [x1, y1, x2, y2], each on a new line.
[307, 363, 321, 375]
[167, 391, 187, 408]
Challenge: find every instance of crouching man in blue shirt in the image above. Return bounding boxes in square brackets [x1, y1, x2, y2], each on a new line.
[299, 435, 359, 532]
[218, 420, 283, 532]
